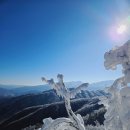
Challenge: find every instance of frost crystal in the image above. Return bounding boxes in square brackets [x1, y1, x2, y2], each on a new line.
[100, 40, 130, 130]
[41, 74, 89, 130]
[104, 40, 130, 84]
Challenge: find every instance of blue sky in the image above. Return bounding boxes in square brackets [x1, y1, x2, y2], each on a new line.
[0, 0, 130, 85]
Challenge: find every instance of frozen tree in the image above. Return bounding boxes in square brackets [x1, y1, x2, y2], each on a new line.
[100, 40, 130, 130]
[41, 74, 89, 130]
[104, 40, 130, 84]
[22, 75, 104, 130]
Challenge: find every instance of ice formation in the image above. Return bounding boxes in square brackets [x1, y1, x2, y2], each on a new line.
[104, 40, 130, 84]
[100, 40, 130, 130]
[41, 74, 89, 130]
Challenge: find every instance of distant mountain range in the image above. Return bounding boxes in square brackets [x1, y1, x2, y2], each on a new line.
[0, 80, 113, 98]
[88, 80, 114, 90]
[0, 88, 107, 130]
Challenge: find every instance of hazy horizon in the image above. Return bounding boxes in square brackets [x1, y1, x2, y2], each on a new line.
[0, 79, 114, 87]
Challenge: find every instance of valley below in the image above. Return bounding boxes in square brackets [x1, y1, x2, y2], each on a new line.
[0, 81, 111, 130]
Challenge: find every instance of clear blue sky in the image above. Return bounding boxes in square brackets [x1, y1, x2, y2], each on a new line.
[0, 0, 130, 85]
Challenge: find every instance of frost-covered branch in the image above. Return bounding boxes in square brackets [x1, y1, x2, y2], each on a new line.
[104, 40, 130, 84]
[41, 74, 89, 99]
[100, 40, 130, 130]
[41, 74, 89, 130]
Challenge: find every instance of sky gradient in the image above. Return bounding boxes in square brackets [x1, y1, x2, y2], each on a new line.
[0, 0, 130, 85]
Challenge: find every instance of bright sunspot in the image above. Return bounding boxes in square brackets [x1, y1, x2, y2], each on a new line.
[117, 24, 127, 34]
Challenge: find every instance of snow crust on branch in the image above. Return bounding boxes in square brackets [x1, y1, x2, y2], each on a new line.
[41, 74, 89, 130]
[104, 40, 130, 84]
[100, 40, 130, 130]
[42, 74, 89, 99]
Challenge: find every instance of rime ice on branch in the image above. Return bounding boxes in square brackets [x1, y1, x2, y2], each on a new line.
[104, 40, 130, 84]
[100, 40, 130, 130]
[41, 74, 89, 130]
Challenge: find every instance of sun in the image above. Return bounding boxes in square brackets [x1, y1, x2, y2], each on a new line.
[117, 24, 127, 34]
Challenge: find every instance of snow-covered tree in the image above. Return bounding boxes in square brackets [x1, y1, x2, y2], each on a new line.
[100, 40, 130, 130]
[41, 74, 89, 130]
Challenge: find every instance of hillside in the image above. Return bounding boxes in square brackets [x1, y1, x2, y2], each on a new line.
[0, 98, 105, 130]
[0, 88, 108, 130]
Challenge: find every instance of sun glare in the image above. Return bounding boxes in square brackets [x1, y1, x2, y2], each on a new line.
[117, 24, 127, 34]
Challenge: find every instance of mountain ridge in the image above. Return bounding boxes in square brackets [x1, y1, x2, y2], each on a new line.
[0, 80, 113, 98]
